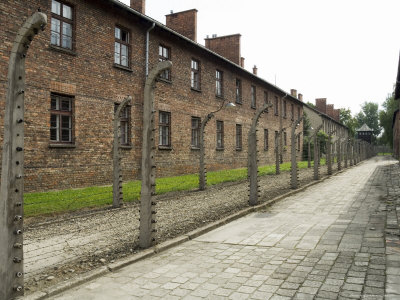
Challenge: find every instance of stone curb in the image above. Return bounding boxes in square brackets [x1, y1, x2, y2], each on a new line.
[24, 165, 351, 299]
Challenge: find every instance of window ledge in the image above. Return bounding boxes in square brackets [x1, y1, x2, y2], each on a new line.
[191, 88, 202, 93]
[235, 101, 242, 105]
[236, 148, 242, 151]
[49, 143, 76, 148]
[157, 77, 172, 84]
[216, 147, 224, 151]
[49, 45, 77, 56]
[191, 146, 200, 150]
[113, 64, 133, 72]
[158, 145, 172, 150]
[120, 145, 132, 149]
[251, 106, 256, 110]
[216, 95, 224, 100]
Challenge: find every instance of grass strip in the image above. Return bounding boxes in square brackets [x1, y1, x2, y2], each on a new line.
[24, 158, 326, 218]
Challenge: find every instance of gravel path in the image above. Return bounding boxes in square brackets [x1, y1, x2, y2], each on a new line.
[24, 163, 337, 293]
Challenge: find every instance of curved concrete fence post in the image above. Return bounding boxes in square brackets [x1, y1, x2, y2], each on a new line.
[248, 102, 270, 206]
[337, 137, 342, 171]
[275, 133, 280, 175]
[113, 96, 132, 208]
[0, 11, 47, 300]
[139, 61, 172, 249]
[312, 125, 322, 180]
[290, 117, 303, 189]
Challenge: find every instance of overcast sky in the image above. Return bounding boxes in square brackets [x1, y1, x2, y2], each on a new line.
[120, 0, 400, 115]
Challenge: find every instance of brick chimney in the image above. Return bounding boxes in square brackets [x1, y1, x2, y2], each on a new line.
[315, 98, 327, 114]
[166, 9, 197, 42]
[253, 65, 257, 75]
[205, 34, 241, 65]
[130, 0, 145, 14]
[326, 104, 334, 118]
[298, 93, 303, 102]
[333, 109, 340, 122]
[290, 89, 297, 98]
[240, 57, 245, 68]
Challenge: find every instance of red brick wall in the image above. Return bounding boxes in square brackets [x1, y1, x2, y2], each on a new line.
[326, 104, 334, 119]
[205, 34, 241, 65]
[166, 9, 197, 42]
[315, 98, 327, 114]
[0, 0, 303, 192]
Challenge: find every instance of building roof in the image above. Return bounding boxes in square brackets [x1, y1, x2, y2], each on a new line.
[302, 102, 348, 129]
[107, 0, 302, 105]
[356, 123, 373, 132]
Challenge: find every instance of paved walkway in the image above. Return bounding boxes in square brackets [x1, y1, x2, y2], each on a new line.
[49, 157, 400, 299]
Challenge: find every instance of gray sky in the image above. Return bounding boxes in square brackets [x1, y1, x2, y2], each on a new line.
[120, 0, 400, 115]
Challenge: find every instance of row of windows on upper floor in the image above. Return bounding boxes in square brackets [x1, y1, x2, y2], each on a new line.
[50, 93, 301, 152]
[50, 1, 302, 116]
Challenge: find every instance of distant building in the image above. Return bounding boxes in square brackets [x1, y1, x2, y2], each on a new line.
[356, 124, 373, 144]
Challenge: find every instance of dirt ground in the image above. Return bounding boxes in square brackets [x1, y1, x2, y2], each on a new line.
[24, 163, 337, 294]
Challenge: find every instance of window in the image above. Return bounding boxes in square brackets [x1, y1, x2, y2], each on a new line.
[216, 70, 223, 97]
[291, 103, 294, 121]
[236, 79, 242, 104]
[191, 59, 200, 90]
[191, 117, 200, 148]
[50, 93, 73, 143]
[159, 45, 171, 80]
[114, 26, 129, 67]
[216, 120, 224, 149]
[264, 91, 269, 112]
[297, 134, 301, 151]
[283, 100, 287, 118]
[114, 104, 131, 146]
[274, 131, 279, 150]
[236, 124, 242, 150]
[264, 129, 269, 150]
[251, 85, 256, 109]
[159, 111, 171, 147]
[51, 0, 73, 50]
[274, 97, 279, 116]
[284, 131, 287, 146]
[297, 106, 301, 120]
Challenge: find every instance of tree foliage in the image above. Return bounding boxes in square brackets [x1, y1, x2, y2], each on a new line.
[378, 94, 397, 147]
[339, 108, 358, 138]
[355, 102, 381, 137]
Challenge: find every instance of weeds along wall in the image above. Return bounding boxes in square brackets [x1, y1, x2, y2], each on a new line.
[0, 0, 303, 192]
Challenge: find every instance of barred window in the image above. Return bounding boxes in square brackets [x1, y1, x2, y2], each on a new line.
[264, 91, 269, 112]
[283, 100, 287, 118]
[159, 111, 171, 147]
[191, 59, 200, 90]
[216, 70, 223, 97]
[115, 26, 130, 67]
[50, 93, 73, 143]
[216, 120, 224, 149]
[236, 124, 242, 150]
[191, 117, 200, 148]
[51, 0, 73, 50]
[284, 131, 287, 146]
[236, 79, 242, 104]
[291, 103, 294, 121]
[251, 85, 256, 109]
[159, 45, 171, 80]
[114, 104, 131, 146]
[274, 97, 279, 116]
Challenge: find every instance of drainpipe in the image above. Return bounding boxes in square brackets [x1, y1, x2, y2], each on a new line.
[146, 22, 155, 77]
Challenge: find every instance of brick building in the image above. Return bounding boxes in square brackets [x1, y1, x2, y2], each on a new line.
[0, 0, 303, 192]
[303, 98, 349, 143]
